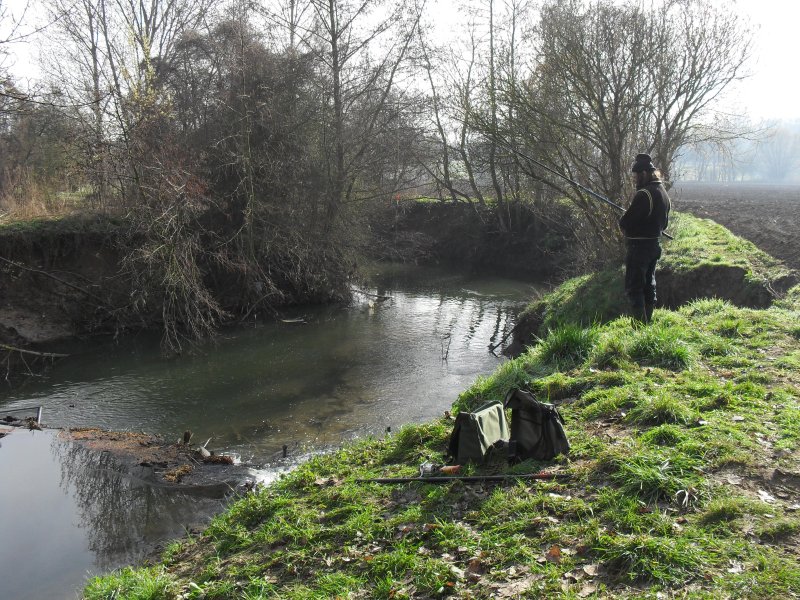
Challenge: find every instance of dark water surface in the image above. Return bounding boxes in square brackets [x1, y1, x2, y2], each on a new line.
[0, 263, 542, 599]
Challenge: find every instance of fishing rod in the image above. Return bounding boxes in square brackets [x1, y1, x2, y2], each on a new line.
[356, 471, 567, 485]
[497, 141, 674, 241]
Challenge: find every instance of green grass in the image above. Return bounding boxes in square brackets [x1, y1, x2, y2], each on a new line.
[84, 567, 176, 600]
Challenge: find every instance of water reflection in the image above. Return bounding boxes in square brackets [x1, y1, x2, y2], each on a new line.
[54, 433, 227, 568]
[0, 429, 228, 600]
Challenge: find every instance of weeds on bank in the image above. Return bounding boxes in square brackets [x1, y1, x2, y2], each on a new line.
[84, 297, 800, 599]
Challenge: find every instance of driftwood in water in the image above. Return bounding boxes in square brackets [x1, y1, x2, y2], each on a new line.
[0, 344, 69, 358]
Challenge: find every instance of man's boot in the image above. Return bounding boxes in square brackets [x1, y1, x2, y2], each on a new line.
[644, 303, 655, 324]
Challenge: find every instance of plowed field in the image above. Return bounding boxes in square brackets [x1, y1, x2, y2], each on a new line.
[672, 182, 800, 270]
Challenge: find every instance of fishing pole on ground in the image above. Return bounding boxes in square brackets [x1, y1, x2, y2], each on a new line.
[496, 141, 674, 241]
[356, 471, 568, 484]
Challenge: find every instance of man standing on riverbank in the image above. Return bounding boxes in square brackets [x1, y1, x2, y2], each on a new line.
[618, 153, 671, 324]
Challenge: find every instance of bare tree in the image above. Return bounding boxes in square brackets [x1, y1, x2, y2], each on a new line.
[505, 0, 753, 248]
[263, 0, 424, 230]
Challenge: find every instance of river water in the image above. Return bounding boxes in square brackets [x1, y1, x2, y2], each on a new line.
[0, 263, 541, 599]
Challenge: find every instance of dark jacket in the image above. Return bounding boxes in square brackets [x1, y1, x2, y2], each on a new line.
[619, 180, 671, 240]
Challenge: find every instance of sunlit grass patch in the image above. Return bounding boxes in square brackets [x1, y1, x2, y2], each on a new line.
[627, 324, 695, 370]
[592, 531, 706, 585]
[699, 495, 772, 526]
[626, 391, 699, 426]
[775, 403, 800, 449]
[579, 386, 638, 420]
[639, 424, 689, 447]
[589, 332, 630, 370]
[776, 350, 800, 371]
[366, 550, 453, 596]
[757, 517, 800, 542]
[83, 566, 177, 600]
[680, 297, 734, 317]
[600, 442, 703, 505]
[536, 323, 598, 368]
[525, 371, 588, 402]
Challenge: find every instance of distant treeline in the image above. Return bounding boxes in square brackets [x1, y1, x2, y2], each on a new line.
[675, 120, 800, 183]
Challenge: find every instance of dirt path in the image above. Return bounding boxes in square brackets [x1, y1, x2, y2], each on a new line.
[672, 182, 800, 270]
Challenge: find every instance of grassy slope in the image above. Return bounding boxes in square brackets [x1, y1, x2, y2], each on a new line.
[519, 212, 795, 335]
[84, 232, 800, 600]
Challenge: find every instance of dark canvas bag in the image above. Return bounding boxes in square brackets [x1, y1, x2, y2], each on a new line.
[503, 388, 570, 462]
[447, 402, 510, 464]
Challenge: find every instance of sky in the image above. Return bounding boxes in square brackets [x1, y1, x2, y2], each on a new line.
[724, 0, 800, 121]
[1, 0, 799, 122]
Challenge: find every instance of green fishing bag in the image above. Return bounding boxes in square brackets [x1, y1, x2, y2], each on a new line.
[447, 402, 510, 464]
[503, 387, 570, 462]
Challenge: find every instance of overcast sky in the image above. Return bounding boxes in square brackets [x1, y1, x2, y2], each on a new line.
[1, 0, 798, 122]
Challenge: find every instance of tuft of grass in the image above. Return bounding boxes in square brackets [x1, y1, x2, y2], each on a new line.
[639, 423, 688, 446]
[699, 495, 771, 525]
[628, 324, 695, 370]
[83, 567, 177, 600]
[601, 444, 703, 505]
[536, 323, 598, 368]
[757, 517, 800, 542]
[593, 531, 705, 585]
[627, 392, 698, 426]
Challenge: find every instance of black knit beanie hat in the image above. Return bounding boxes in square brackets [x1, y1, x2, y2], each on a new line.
[631, 153, 656, 173]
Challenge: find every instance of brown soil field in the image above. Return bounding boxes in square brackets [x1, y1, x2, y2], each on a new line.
[672, 181, 800, 270]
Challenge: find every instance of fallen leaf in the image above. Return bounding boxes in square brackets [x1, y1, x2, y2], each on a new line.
[466, 557, 486, 575]
[545, 545, 562, 564]
[582, 564, 600, 577]
[313, 477, 341, 487]
[578, 582, 597, 598]
[732, 415, 745, 422]
[727, 562, 743, 574]
[492, 576, 541, 599]
[757, 489, 776, 503]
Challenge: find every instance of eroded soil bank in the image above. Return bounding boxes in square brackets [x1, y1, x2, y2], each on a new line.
[365, 199, 579, 279]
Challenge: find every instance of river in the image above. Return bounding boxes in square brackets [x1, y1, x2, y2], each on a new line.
[0, 263, 542, 599]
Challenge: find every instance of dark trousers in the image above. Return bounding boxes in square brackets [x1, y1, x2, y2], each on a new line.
[624, 239, 661, 312]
